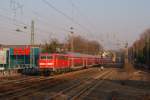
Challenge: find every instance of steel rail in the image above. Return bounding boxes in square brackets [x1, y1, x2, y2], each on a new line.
[48, 69, 113, 100]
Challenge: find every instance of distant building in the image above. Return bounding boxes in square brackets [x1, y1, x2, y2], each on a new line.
[0, 44, 40, 70]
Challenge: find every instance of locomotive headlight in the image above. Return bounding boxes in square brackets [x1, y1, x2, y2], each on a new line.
[40, 63, 45, 65]
[47, 63, 53, 65]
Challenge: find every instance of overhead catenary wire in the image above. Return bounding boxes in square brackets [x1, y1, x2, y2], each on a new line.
[0, 8, 52, 33]
[67, 0, 96, 31]
[67, 0, 122, 47]
[32, 11, 69, 33]
[67, 0, 104, 41]
[42, 0, 93, 34]
[0, 12, 29, 27]
[0, 0, 96, 45]
[1, 1, 91, 36]
[0, 11, 53, 42]
[0, 6, 25, 26]
[0, 5, 63, 45]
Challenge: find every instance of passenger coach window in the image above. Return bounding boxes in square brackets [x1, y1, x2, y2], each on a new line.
[57, 56, 68, 60]
[47, 56, 52, 59]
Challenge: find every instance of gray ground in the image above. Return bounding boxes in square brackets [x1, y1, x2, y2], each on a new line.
[0, 65, 150, 100]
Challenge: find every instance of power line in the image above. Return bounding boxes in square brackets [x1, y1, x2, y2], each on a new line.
[42, 0, 93, 34]
[0, 12, 28, 27]
[1, 0, 93, 40]
[0, 7, 59, 44]
[42, 0, 73, 21]
[0, 12, 49, 40]
[32, 11, 69, 32]
[0, 9, 51, 35]
[68, 0, 96, 29]
[67, 0, 98, 36]
[10, 0, 24, 21]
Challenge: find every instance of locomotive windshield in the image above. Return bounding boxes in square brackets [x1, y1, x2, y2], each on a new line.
[40, 56, 46, 59]
[40, 56, 52, 59]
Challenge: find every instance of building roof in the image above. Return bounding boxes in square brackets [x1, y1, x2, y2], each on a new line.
[0, 44, 41, 48]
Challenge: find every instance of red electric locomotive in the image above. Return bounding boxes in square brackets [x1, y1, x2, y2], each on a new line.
[39, 53, 70, 74]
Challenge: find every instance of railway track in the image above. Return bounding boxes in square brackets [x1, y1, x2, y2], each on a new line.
[0, 76, 44, 85]
[7, 68, 100, 99]
[0, 68, 96, 99]
[0, 68, 114, 100]
[48, 69, 114, 100]
[73, 71, 114, 100]
[0, 76, 54, 93]
[0, 76, 56, 99]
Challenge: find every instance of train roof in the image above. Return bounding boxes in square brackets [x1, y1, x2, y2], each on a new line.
[40, 52, 101, 58]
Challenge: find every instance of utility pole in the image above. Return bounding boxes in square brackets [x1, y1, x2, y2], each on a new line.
[132, 46, 135, 64]
[70, 27, 74, 68]
[146, 34, 149, 65]
[31, 20, 34, 45]
[124, 42, 128, 64]
[70, 27, 74, 52]
[30, 20, 35, 68]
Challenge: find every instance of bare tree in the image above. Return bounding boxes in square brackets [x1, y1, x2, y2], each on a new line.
[42, 38, 62, 53]
[66, 35, 103, 55]
[130, 28, 150, 66]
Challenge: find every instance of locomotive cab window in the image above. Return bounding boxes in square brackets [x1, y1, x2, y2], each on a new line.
[40, 56, 46, 59]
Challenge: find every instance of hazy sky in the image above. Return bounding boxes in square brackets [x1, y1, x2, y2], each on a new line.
[0, 0, 150, 49]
